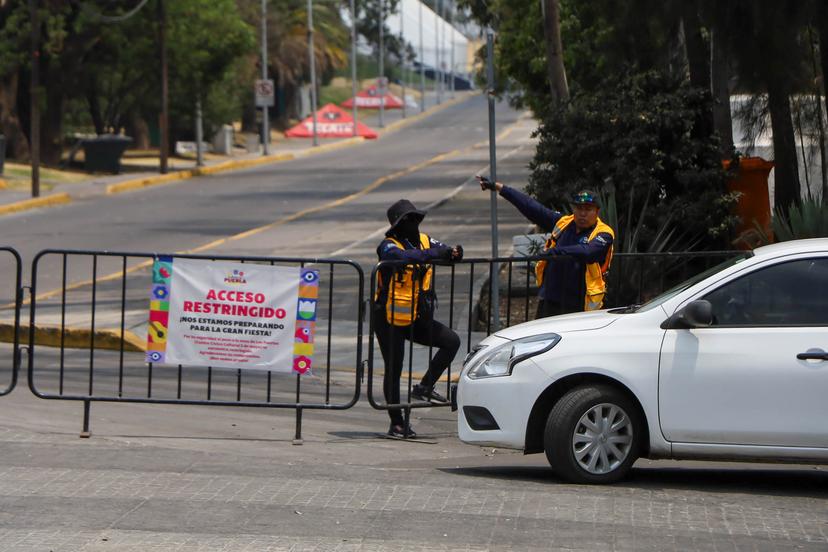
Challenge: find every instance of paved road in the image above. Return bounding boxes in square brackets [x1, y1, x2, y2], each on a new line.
[0, 95, 825, 551]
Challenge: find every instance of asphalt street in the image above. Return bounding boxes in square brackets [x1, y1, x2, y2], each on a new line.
[0, 95, 825, 551]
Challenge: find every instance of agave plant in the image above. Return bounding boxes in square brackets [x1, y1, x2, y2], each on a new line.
[761, 196, 828, 242]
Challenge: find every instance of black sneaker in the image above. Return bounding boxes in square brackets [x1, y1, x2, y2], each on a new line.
[411, 384, 448, 403]
[388, 423, 417, 438]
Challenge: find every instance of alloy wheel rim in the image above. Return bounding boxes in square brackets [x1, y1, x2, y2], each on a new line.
[571, 402, 633, 475]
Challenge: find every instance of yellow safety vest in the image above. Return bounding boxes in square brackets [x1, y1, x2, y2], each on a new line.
[375, 233, 434, 326]
[534, 215, 615, 311]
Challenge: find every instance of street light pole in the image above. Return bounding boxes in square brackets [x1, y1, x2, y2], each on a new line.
[449, 0, 455, 98]
[29, 0, 40, 198]
[307, 0, 318, 146]
[261, 0, 270, 155]
[158, 0, 169, 174]
[378, 0, 384, 128]
[350, 0, 358, 136]
[486, 29, 500, 330]
[400, 0, 406, 119]
[434, 0, 440, 103]
[418, 0, 425, 112]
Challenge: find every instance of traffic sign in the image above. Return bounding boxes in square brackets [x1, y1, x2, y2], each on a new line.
[255, 79, 275, 107]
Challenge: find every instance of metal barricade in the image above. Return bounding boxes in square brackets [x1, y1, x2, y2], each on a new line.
[0, 247, 22, 396]
[27, 250, 364, 440]
[367, 251, 745, 433]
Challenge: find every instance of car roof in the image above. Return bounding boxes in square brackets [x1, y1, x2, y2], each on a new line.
[753, 238, 828, 257]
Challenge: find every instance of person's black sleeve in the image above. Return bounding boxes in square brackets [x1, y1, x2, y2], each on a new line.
[499, 186, 563, 232]
[378, 238, 451, 262]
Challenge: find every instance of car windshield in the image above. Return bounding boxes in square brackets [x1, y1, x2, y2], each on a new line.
[634, 254, 753, 313]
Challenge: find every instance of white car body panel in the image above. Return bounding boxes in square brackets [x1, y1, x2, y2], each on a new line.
[457, 238, 828, 465]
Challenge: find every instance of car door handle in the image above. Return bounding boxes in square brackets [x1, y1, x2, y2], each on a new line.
[796, 351, 828, 361]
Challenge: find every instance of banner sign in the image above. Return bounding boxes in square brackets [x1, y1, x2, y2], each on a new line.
[146, 258, 319, 375]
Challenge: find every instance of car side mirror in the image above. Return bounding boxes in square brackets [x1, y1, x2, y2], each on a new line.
[661, 300, 713, 329]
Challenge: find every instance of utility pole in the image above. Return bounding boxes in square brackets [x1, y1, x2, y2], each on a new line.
[29, 0, 40, 197]
[449, 0, 455, 98]
[418, 0, 425, 112]
[195, 98, 204, 166]
[486, 30, 500, 330]
[378, 0, 385, 128]
[261, 0, 270, 154]
[158, 0, 169, 174]
[307, 0, 318, 146]
[434, 0, 440, 103]
[400, 0, 406, 119]
[350, 0, 358, 136]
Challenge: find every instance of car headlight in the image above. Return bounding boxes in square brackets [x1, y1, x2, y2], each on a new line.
[466, 333, 560, 379]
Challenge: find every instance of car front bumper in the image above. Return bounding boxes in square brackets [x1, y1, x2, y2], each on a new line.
[456, 359, 552, 450]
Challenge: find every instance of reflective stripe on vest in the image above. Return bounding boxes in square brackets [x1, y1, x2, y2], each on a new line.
[534, 215, 615, 311]
[375, 233, 433, 326]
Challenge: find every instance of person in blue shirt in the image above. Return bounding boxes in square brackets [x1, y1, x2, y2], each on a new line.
[478, 177, 615, 317]
[374, 199, 463, 438]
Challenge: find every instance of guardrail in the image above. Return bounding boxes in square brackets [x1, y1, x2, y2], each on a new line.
[27, 250, 365, 440]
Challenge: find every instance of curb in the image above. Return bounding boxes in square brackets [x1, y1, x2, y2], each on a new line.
[106, 136, 368, 196]
[0, 192, 72, 216]
[0, 322, 145, 352]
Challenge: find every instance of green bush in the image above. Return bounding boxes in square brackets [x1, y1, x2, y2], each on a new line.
[527, 70, 738, 252]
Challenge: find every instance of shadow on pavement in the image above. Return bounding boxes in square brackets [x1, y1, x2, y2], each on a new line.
[439, 463, 828, 498]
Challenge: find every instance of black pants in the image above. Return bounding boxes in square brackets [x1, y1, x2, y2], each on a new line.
[374, 308, 460, 425]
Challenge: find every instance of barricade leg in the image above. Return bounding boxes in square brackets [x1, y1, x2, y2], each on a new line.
[80, 400, 91, 438]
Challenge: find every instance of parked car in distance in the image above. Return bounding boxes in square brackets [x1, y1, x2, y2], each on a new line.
[456, 238, 828, 484]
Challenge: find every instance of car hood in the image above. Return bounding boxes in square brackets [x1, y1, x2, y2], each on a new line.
[492, 309, 620, 341]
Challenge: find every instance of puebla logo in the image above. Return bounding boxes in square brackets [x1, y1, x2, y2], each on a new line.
[224, 269, 247, 285]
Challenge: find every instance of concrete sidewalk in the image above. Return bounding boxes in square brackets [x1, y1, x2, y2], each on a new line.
[0, 91, 473, 216]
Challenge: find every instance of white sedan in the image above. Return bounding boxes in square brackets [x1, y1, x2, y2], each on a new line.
[456, 238, 828, 483]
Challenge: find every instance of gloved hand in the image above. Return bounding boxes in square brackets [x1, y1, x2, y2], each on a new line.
[476, 175, 499, 192]
[451, 245, 464, 261]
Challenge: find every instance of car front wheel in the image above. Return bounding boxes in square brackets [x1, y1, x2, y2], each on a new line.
[544, 385, 643, 484]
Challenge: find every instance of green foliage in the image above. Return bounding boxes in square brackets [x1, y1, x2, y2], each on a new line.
[528, 71, 737, 252]
[765, 196, 828, 241]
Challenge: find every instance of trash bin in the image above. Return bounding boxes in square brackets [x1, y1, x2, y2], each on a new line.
[0, 134, 6, 175]
[81, 135, 133, 174]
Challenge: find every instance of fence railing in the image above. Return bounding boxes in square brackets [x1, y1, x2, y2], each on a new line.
[0, 246, 745, 440]
[0, 247, 21, 396]
[27, 249, 365, 440]
[366, 251, 747, 432]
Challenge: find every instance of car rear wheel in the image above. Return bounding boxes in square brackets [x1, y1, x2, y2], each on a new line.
[544, 385, 642, 484]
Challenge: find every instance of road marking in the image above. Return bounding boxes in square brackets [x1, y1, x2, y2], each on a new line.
[23, 149, 464, 305]
[23, 113, 532, 307]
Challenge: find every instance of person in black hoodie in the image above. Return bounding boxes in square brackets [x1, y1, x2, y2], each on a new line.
[374, 199, 463, 438]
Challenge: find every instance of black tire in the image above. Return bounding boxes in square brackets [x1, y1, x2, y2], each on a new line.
[544, 385, 643, 484]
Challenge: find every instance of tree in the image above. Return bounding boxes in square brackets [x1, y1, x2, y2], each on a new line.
[528, 72, 736, 252]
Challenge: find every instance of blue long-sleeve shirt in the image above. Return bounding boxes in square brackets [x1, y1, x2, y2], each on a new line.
[500, 186, 613, 309]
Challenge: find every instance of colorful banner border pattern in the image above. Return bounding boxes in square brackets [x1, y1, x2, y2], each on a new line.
[293, 269, 320, 375]
[146, 256, 173, 364]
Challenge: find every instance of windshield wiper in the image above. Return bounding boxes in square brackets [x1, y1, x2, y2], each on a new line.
[609, 304, 641, 314]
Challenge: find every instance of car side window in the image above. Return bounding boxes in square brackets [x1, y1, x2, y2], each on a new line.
[702, 257, 828, 326]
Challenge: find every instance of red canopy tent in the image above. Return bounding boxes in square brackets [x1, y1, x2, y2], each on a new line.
[341, 85, 404, 109]
[285, 103, 378, 139]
